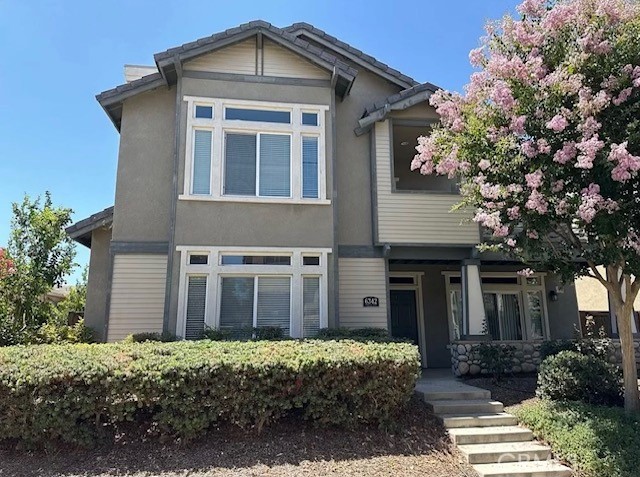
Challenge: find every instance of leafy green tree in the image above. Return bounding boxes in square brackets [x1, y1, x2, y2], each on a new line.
[54, 265, 88, 322]
[0, 192, 76, 332]
[411, 0, 640, 411]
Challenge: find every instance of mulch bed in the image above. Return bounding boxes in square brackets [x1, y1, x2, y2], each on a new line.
[0, 397, 476, 477]
[464, 374, 538, 408]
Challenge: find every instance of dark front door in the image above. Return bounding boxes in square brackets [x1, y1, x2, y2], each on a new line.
[390, 289, 419, 344]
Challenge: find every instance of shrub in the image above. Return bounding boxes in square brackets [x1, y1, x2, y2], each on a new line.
[123, 331, 177, 343]
[514, 400, 640, 477]
[315, 327, 400, 342]
[537, 350, 623, 406]
[475, 342, 516, 381]
[0, 340, 420, 446]
[539, 339, 576, 361]
[34, 318, 93, 344]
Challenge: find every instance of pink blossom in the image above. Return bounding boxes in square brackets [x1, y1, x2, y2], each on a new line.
[507, 205, 521, 220]
[491, 81, 516, 111]
[525, 169, 543, 189]
[551, 180, 565, 193]
[478, 159, 491, 171]
[510, 115, 527, 135]
[507, 184, 524, 194]
[506, 238, 517, 247]
[612, 87, 633, 106]
[577, 183, 619, 223]
[480, 183, 501, 200]
[525, 190, 549, 214]
[608, 141, 640, 182]
[521, 140, 538, 158]
[527, 230, 539, 239]
[493, 225, 510, 237]
[469, 47, 485, 67]
[537, 138, 551, 154]
[555, 200, 569, 216]
[579, 117, 601, 137]
[553, 142, 577, 164]
[575, 135, 605, 169]
[517, 0, 546, 17]
[517, 268, 535, 277]
[546, 114, 568, 132]
[435, 145, 462, 179]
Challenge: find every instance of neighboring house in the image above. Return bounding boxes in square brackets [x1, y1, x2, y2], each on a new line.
[67, 21, 583, 368]
[574, 269, 639, 337]
[45, 285, 71, 304]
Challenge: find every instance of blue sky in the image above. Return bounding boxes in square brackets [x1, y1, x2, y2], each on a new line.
[0, 0, 518, 283]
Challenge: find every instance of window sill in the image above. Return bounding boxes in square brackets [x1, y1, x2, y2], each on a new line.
[178, 194, 331, 205]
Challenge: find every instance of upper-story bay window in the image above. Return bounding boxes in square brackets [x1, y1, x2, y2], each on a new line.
[181, 97, 329, 204]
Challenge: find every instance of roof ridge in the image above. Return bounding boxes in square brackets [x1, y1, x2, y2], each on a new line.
[284, 22, 419, 87]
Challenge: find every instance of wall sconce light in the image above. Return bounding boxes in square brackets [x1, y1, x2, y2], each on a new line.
[549, 286, 563, 302]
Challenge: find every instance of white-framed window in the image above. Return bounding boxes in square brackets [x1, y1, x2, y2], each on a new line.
[176, 246, 331, 339]
[443, 272, 550, 341]
[181, 97, 329, 204]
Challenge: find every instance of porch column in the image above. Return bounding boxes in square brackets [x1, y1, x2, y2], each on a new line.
[461, 259, 486, 336]
[607, 269, 638, 336]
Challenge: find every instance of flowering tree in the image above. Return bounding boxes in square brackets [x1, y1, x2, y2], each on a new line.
[0, 248, 15, 280]
[411, 0, 640, 411]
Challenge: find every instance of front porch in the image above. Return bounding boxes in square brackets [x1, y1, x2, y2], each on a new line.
[386, 259, 581, 370]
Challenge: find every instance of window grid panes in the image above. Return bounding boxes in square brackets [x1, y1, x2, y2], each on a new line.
[221, 255, 291, 266]
[302, 256, 320, 266]
[195, 105, 213, 119]
[302, 112, 318, 126]
[189, 254, 208, 265]
[259, 134, 291, 197]
[219, 277, 254, 332]
[224, 133, 257, 195]
[225, 107, 290, 124]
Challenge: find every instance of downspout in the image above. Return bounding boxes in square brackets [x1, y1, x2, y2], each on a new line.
[162, 55, 183, 334]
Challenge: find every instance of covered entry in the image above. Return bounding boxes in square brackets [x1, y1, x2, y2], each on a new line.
[389, 273, 427, 367]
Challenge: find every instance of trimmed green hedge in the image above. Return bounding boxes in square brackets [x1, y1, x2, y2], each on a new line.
[514, 400, 640, 477]
[0, 340, 420, 446]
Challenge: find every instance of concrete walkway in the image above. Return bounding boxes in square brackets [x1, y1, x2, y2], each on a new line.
[416, 371, 572, 477]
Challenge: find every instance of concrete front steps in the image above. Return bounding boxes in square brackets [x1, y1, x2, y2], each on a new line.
[415, 377, 572, 477]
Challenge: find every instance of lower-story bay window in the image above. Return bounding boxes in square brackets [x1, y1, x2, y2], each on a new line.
[445, 272, 549, 341]
[177, 247, 330, 339]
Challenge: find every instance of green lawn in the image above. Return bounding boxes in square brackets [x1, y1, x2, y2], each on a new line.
[513, 399, 640, 477]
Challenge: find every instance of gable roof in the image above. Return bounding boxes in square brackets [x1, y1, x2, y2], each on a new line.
[355, 82, 440, 135]
[97, 20, 358, 130]
[284, 22, 419, 89]
[65, 206, 114, 248]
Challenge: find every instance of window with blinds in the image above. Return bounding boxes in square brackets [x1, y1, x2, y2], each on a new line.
[219, 277, 254, 330]
[302, 136, 318, 199]
[303, 277, 320, 337]
[224, 133, 256, 195]
[192, 130, 212, 195]
[256, 277, 291, 335]
[185, 276, 207, 340]
[219, 276, 292, 335]
[224, 133, 291, 197]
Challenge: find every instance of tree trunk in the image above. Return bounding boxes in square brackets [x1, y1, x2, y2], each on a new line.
[614, 301, 640, 413]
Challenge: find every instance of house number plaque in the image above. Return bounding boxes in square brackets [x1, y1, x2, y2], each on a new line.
[363, 296, 379, 307]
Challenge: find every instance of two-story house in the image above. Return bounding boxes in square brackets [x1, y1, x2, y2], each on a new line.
[66, 21, 582, 369]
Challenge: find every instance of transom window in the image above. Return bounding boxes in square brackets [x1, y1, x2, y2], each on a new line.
[445, 272, 549, 341]
[182, 97, 329, 204]
[178, 247, 330, 340]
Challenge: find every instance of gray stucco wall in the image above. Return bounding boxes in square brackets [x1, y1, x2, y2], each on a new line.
[111, 87, 175, 242]
[84, 227, 111, 341]
[334, 71, 400, 246]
